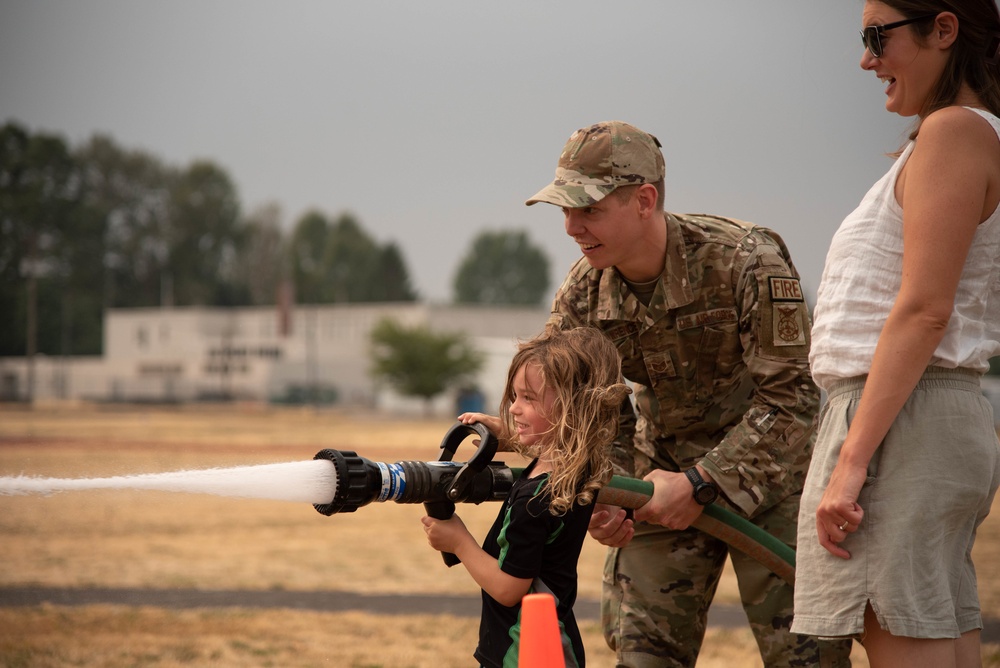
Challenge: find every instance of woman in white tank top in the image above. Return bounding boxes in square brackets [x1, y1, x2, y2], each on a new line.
[792, 2, 1000, 667]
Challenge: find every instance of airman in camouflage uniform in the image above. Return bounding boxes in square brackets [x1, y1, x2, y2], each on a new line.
[526, 121, 852, 667]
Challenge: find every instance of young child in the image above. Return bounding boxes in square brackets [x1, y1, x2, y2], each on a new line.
[422, 327, 630, 668]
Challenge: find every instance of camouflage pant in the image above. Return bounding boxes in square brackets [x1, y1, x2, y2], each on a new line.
[601, 492, 852, 667]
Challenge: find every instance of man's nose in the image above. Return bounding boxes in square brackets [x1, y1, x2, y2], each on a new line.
[565, 211, 584, 236]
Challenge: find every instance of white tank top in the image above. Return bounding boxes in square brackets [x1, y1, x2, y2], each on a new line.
[810, 107, 1000, 391]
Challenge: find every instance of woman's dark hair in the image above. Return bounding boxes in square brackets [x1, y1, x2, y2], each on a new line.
[881, 0, 1000, 132]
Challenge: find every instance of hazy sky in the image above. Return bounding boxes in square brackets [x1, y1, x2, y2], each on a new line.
[1, 1, 913, 304]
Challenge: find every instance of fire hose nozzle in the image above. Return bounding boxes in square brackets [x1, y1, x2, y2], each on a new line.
[311, 449, 378, 515]
[311, 433, 514, 518]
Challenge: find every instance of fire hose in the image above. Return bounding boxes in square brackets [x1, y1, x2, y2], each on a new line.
[313, 422, 795, 585]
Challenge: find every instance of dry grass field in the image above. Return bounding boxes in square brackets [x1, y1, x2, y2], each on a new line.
[0, 402, 998, 667]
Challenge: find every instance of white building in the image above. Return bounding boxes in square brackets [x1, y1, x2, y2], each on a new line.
[0, 303, 551, 416]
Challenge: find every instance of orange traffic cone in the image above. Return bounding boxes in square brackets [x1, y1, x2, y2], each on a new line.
[518, 592, 563, 667]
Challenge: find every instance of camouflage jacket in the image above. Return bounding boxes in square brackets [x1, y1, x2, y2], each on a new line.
[547, 213, 819, 518]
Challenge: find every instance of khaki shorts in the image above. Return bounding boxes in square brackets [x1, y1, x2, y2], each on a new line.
[793, 367, 1000, 639]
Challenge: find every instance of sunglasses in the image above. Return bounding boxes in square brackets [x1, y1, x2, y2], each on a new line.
[860, 14, 938, 58]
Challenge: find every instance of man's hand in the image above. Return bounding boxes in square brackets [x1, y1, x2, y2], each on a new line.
[588, 503, 635, 547]
[633, 469, 706, 530]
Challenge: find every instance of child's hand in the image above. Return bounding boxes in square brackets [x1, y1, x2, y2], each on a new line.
[588, 503, 635, 548]
[457, 412, 502, 435]
[457, 413, 508, 449]
[421, 514, 472, 554]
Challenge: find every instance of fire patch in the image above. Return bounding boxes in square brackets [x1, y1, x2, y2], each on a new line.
[763, 275, 807, 349]
[768, 276, 804, 302]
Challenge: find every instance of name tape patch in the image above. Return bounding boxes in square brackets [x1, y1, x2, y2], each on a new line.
[677, 307, 738, 331]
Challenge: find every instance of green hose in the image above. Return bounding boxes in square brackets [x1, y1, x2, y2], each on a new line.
[513, 468, 796, 585]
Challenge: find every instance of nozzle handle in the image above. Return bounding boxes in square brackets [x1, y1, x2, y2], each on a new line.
[425, 499, 461, 567]
[425, 421, 499, 568]
[434, 421, 497, 465]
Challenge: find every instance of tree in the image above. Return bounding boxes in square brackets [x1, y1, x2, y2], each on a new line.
[323, 213, 381, 302]
[372, 242, 417, 302]
[0, 122, 94, 363]
[78, 136, 253, 310]
[288, 210, 330, 304]
[237, 202, 288, 306]
[288, 211, 417, 304]
[166, 161, 247, 306]
[452, 229, 550, 306]
[369, 317, 484, 415]
[76, 134, 174, 310]
[2, 124, 296, 363]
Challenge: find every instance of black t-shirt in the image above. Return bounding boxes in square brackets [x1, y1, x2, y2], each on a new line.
[473, 459, 597, 668]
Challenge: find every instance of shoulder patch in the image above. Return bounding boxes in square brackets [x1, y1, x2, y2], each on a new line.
[756, 272, 810, 358]
[772, 304, 807, 346]
[768, 276, 804, 302]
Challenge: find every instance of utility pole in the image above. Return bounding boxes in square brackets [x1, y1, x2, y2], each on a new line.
[25, 233, 37, 404]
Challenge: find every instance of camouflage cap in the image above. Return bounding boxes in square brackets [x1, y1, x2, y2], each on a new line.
[525, 121, 665, 208]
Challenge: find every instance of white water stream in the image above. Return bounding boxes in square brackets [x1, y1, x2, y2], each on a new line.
[0, 459, 339, 504]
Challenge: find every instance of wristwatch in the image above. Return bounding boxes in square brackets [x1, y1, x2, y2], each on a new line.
[685, 467, 719, 506]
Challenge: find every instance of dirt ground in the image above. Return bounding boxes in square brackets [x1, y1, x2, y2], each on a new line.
[1, 403, 999, 667]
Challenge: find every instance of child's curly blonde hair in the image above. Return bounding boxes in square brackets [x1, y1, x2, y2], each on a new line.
[499, 327, 631, 516]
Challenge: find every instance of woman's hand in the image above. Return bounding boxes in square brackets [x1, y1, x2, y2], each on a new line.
[815, 461, 866, 559]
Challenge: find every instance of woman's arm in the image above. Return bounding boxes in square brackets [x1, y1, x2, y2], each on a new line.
[816, 107, 993, 558]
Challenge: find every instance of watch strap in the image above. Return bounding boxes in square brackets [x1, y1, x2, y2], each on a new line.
[685, 467, 704, 488]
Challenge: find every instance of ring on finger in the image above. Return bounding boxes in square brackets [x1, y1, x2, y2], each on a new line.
[838, 522, 848, 531]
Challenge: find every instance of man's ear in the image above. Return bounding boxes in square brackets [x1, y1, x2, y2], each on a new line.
[635, 183, 659, 218]
[933, 12, 959, 50]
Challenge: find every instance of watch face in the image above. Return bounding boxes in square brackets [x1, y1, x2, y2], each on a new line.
[695, 484, 717, 505]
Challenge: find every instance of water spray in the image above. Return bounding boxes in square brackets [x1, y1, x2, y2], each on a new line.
[0, 460, 337, 504]
[312, 422, 796, 584]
